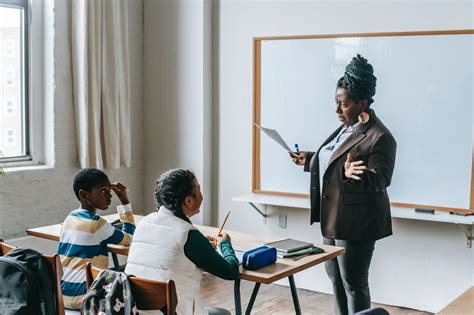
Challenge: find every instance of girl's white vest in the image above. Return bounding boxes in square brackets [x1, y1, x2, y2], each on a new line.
[125, 207, 206, 314]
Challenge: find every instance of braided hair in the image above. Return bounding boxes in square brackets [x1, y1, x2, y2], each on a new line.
[155, 169, 196, 221]
[337, 54, 377, 106]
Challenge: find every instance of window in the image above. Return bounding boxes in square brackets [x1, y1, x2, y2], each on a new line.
[3, 98, 15, 116]
[4, 38, 14, 56]
[4, 68, 14, 86]
[0, 0, 29, 163]
[4, 129, 16, 147]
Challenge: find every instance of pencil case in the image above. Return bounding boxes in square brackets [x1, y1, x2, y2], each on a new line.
[242, 246, 277, 270]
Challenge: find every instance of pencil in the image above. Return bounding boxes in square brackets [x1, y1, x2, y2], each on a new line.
[217, 211, 231, 236]
[292, 253, 309, 261]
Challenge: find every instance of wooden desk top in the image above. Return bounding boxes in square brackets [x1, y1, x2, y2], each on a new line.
[26, 214, 345, 284]
[197, 225, 345, 283]
[26, 214, 145, 256]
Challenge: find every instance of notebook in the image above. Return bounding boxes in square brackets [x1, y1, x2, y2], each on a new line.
[234, 250, 244, 265]
[277, 246, 324, 259]
[265, 238, 313, 253]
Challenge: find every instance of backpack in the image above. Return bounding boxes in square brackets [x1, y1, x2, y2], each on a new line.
[0, 247, 57, 315]
[81, 269, 138, 315]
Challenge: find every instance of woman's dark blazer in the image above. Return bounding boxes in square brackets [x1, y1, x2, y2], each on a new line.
[304, 111, 397, 241]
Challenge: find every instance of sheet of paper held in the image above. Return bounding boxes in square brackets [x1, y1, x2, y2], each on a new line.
[254, 123, 291, 151]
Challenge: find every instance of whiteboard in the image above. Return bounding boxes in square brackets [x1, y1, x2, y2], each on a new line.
[254, 31, 474, 211]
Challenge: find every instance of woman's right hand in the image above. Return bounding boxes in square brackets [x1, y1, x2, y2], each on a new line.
[289, 151, 307, 166]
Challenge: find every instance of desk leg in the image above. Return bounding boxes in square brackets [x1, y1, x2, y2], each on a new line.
[111, 253, 120, 271]
[234, 279, 242, 315]
[288, 275, 301, 315]
[245, 282, 261, 315]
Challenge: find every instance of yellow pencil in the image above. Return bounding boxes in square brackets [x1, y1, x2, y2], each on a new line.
[217, 211, 231, 236]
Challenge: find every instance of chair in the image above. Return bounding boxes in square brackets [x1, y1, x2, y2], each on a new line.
[85, 263, 178, 314]
[0, 240, 65, 315]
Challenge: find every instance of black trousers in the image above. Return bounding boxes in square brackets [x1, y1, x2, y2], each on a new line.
[323, 237, 376, 315]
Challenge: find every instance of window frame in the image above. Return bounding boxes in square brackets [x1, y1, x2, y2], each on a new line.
[0, 0, 44, 166]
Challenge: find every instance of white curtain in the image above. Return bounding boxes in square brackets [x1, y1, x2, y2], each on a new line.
[71, 0, 131, 169]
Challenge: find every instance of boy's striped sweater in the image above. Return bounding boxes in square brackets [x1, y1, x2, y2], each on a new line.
[58, 204, 135, 309]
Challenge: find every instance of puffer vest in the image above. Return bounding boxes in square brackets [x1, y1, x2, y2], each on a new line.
[125, 207, 206, 314]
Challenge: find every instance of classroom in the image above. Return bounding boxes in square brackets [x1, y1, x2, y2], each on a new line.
[0, 0, 472, 314]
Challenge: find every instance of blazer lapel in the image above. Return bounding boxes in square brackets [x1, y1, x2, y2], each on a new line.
[326, 111, 377, 167]
[327, 132, 366, 168]
[309, 125, 344, 171]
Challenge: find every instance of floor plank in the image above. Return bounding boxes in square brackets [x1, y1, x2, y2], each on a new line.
[200, 273, 433, 314]
[438, 287, 474, 315]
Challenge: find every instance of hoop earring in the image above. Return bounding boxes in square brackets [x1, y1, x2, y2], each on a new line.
[358, 111, 370, 124]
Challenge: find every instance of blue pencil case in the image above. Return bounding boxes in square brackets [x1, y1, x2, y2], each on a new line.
[242, 246, 277, 270]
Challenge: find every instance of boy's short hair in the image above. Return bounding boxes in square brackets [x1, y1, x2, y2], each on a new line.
[73, 168, 109, 200]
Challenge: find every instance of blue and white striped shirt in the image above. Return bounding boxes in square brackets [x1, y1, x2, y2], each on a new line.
[58, 204, 135, 309]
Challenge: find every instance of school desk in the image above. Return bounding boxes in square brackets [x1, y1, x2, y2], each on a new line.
[27, 214, 345, 315]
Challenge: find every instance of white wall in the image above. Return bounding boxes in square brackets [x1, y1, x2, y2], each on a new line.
[143, 0, 213, 224]
[0, 0, 144, 239]
[214, 0, 473, 312]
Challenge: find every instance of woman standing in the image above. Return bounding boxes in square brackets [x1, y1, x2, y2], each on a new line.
[290, 54, 396, 315]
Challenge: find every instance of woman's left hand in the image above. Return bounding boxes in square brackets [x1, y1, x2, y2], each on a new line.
[344, 153, 367, 180]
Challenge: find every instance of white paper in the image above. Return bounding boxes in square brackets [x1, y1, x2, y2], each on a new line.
[217, 248, 243, 265]
[254, 123, 291, 151]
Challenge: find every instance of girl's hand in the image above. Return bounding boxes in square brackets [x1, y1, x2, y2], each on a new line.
[207, 236, 218, 250]
[217, 232, 231, 242]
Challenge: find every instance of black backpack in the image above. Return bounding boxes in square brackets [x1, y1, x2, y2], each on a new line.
[0, 247, 57, 315]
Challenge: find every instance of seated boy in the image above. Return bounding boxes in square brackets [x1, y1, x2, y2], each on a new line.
[58, 168, 136, 309]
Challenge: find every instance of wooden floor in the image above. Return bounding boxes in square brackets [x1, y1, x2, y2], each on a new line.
[438, 287, 474, 315]
[200, 273, 433, 315]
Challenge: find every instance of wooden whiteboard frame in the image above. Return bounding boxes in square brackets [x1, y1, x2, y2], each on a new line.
[252, 29, 474, 214]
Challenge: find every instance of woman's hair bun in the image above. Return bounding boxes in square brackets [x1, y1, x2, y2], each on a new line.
[337, 54, 377, 105]
[345, 54, 376, 83]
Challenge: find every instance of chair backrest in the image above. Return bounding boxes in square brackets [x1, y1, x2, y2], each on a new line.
[0, 240, 15, 255]
[85, 263, 178, 314]
[0, 240, 65, 315]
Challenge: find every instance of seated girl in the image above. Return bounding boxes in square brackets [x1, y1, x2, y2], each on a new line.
[125, 169, 239, 314]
